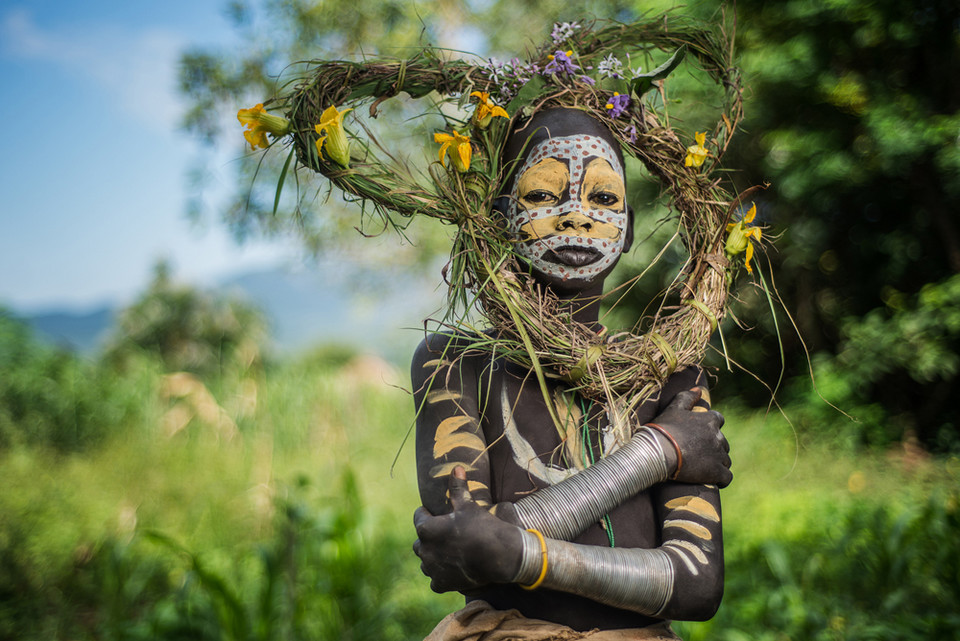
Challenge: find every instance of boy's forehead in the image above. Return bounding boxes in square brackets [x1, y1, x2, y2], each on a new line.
[519, 135, 624, 180]
[501, 108, 625, 192]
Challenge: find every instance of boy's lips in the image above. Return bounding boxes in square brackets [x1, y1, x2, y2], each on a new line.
[543, 246, 603, 267]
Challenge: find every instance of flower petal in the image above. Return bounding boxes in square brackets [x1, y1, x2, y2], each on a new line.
[318, 105, 339, 127]
[237, 104, 265, 125]
[244, 128, 268, 150]
[456, 141, 471, 171]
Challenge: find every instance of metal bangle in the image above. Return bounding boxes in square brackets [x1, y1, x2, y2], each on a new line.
[540, 538, 675, 616]
[514, 527, 547, 585]
[513, 428, 668, 540]
[519, 529, 549, 590]
[644, 422, 682, 480]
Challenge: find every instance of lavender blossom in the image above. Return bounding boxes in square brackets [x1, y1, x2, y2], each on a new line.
[625, 124, 638, 144]
[482, 58, 507, 86]
[604, 92, 630, 118]
[510, 58, 539, 84]
[481, 56, 545, 101]
[543, 50, 580, 76]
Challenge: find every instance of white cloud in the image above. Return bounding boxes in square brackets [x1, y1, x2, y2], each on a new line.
[1, 7, 186, 132]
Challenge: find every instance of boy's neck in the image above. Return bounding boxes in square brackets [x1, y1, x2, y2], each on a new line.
[552, 281, 605, 331]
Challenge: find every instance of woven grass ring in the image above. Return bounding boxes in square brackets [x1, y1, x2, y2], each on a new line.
[262, 16, 748, 414]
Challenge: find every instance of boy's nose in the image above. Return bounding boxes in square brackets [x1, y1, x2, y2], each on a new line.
[556, 211, 594, 234]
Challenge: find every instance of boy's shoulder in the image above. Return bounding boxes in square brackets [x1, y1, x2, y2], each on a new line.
[411, 329, 494, 375]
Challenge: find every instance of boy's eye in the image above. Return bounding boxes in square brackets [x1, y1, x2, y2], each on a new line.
[523, 189, 558, 204]
[590, 191, 619, 207]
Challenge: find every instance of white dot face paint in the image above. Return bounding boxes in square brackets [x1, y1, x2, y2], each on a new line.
[507, 134, 628, 282]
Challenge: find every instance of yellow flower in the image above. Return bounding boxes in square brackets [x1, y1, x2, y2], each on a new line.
[237, 104, 292, 150]
[684, 131, 709, 168]
[314, 105, 353, 167]
[470, 91, 509, 129]
[434, 130, 472, 173]
[726, 203, 763, 273]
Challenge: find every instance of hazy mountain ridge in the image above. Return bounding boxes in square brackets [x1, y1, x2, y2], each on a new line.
[13, 265, 444, 362]
[17, 307, 116, 354]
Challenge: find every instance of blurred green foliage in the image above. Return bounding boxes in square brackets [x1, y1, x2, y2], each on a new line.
[1, 327, 956, 639]
[679, 491, 960, 641]
[720, 0, 960, 446]
[2, 287, 959, 639]
[0, 471, 449, 640]
[137, 471, 441, 641]
[105, 261, 267, 379]
[0, 309, 153, 451]
[779, 273, 960, 451]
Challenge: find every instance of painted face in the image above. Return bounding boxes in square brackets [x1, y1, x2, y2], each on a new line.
[507, 134, 628, 282]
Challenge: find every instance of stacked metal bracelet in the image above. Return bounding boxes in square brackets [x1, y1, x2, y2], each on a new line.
[512, 426, 669, 541]
[515, 529, 675, 615]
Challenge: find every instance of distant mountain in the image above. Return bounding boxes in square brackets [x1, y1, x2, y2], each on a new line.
[16, 263, 445, 362]
[219, 265, 444, 361]
[21, 307, 115, 354]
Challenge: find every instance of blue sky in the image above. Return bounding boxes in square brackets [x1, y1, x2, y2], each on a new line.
[0, 0, 294, 312]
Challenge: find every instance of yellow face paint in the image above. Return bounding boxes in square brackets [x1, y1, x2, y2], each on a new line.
[507, 134, 629, 282]
[517, 157, 626, 242]
[517, 158, 568, 210]
[580, 157, 625, 210]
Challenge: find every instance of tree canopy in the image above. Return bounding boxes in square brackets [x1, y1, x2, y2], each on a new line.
[726, 0, 960, 449]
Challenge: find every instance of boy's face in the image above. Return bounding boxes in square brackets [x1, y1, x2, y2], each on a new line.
[505, 124, 630, 288]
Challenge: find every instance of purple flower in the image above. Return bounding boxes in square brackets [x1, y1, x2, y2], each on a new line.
[543, 50, 580, 76]
[578, 75, 596, 86]
[625, 124, 638, 144]
[604, 92, 630, 118]
[482, 57, 546, 101]
[513, 60, 539, 84]
[482, 58, 507, 85]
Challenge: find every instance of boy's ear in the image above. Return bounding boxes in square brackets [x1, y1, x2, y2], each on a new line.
[492, 196, 511, 220]
[623, 204, 635, 252]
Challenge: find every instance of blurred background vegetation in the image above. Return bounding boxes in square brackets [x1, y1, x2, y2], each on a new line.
[2, 0, 958, 639]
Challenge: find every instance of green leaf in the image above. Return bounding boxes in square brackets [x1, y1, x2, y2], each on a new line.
[598, 77, 630, 93]
[273, 146, 295, 217]
[507, 76, 545, 117]
[630, 45, 686, 98]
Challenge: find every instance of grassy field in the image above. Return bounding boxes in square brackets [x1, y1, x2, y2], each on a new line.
[1, 350, 957, 640]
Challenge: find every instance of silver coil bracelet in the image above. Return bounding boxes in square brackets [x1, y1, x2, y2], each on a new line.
[513, 427, 668, 541]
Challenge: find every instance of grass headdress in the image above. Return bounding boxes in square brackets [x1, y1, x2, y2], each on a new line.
[241, 14, 762, 423]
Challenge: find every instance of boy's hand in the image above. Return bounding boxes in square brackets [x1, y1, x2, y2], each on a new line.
[649, 388, 732, 488]
[413, 467, 524, 592]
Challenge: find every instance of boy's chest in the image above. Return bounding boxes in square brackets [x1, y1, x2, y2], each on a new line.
[481, 366, 661, 547]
